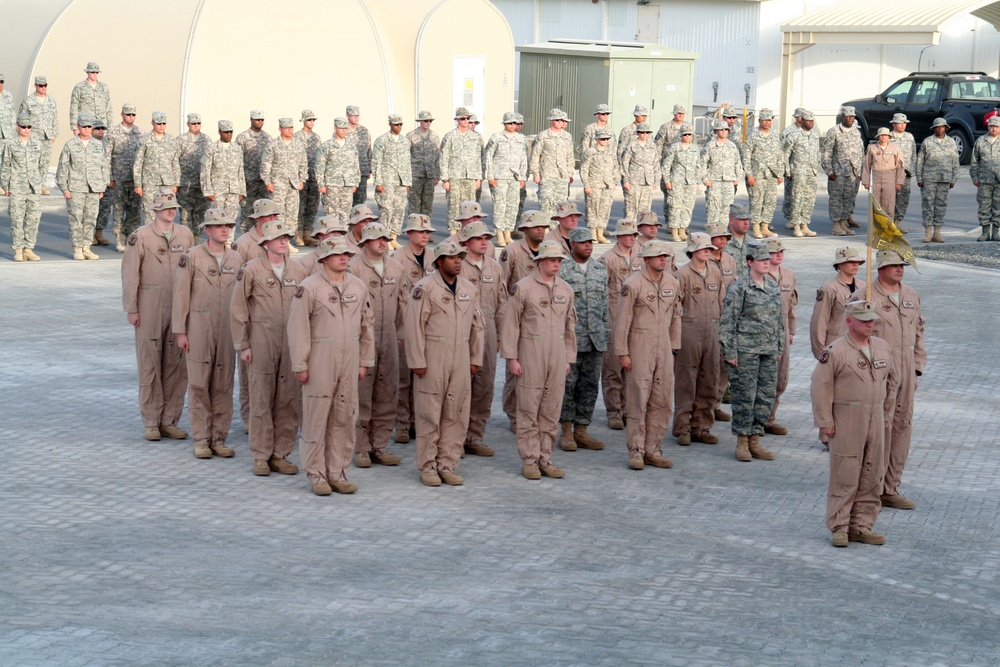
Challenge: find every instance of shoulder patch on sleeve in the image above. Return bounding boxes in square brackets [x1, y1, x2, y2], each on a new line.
[178, 255, 187, 268]
[230, 242, 238, 251]
[819, 349, 830, 364]
[412, 286, 423, 300]
[509, 284, 518, 296]
[621, 284, 629, 297]
[236, 268, 244, 281]
[294, 285, 304, 298]
[127, 233, 137, 246]
[499, 250, 509, 262]
[815, 289, 824, 302]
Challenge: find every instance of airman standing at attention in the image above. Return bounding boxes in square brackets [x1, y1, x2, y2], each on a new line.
[171, 208, 241, 460]
[654, 104, 687, 225]
[579, 127, 619, 243]
[484, 111, 529, 247]
[90, 118, 113, 247]
[621, 122, 660, 220]
[317, 117, 361, 222]
[763, 238, 797, 436]
[133, 111, 180, 224]
[69, 62, 112, 132]
[822, 106, 865, 236]
[289, 236, 375, 496]
[121, 190, 194, 441]
[404, 240, 484, 487]
[889, 113, 917, 231]
[345, 204, 379, 251]
[56, 112, 110, 260]
[861, 128, 905, 221]
[104, 103, 144, 250]
[579, 103, 617, 157]
[1, 114, 46, 262]
[235, 110, 271, 228]
[723, 205, 751, 281]
[971, 116, 1000, 241]
[741, 109, 784, 240]
[782, 109, 820, 237]
[176, 113, 211, 235]
[529, 108, 575, 220]
[439, 107, 483, 229]
[260, 118, 307, 253]
[661, 124, 700, 242]
[700, 121, 744, 228]
[372, 115, 412, 249]
[346, 105, 372, 206]
[545, 201, 582, 252]
[616, 105, 648, 165]
[295, 110, 322, 246]
[406, 111, 440, 217]
[779, 108, 804, 228]
[915, 118, 958, 243]
[810, 246, 866, 360]
[200, 120, 246, 231]
[18, 76, 58, 187]
[707, 219, 738, 423]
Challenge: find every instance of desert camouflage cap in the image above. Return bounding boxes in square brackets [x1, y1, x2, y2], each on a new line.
[316, 236, 356, 260]
[187, 113, 201, 124]
[875, 127, 891, 138]
[360, 222, 392, 244]
[547, 108, 570, 122]
[258, 219, 296, 244]
[333, 117, 349, 129]
[459, 221, 495, 243]
[759, 108, 775, 121]
[672, 104, 687, 114]
[152, 111, 167, 124]
[121, 102, 137, 114]
[706, 220, 732, 238]
[594, 103, 612, 115]
[416, 110, 434, 121]
[199, 208, 236, 228]
[404, 213, 434, 232]
[766, 238, 786, 253]
[931, 117, 950, 129]
[349, 204, 379, 226]
[640, 240, 673, 258]
[518, 210, 550, 229]
[249, 198, 282, 219]
[722, 107, 740, 118]
[249, 110, 265, 120]
[833, 245, 866, 267]
[455, 201, 487, 221]
[686, 232, 714, 254]
[388, 114, 403, 125]
[34, 76, 47, 85]
[502, 111, 518, 124]
[346, 105, 361, 116]
[876, 249, 909, 268]
[569, 227, 594, 243]
[632, 104, 649, 116]
[218, 119, 234, 132]
[845, 299, 879, 321]
[311, 214, 349, 237]
[891, 113, 908, 124]
[85, 61, 100, 72]
[433, 239, 466, 261]
[729, 204, 751, 220]
[551, 201, 582, 219]
[77, 113, 95, 127]
[454, 106, 471, 118]
[301, 109, 317, 121]
[608, 219, 639, 236]
[16, 114, 31, 127]
[278, 117, 294, 129]
[839, 105, 857, 117]
[534, 240, 569, 261]
[152, 189, 181, 211]
[636, 122, 652, 133]
[636, 210, 660, 227]
[747, 242, 771, 261]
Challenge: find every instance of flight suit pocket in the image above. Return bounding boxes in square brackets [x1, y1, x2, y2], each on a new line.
[187, 360, 211, 389]
[829, 453, 859, 498]
[333, 392, 356, 427]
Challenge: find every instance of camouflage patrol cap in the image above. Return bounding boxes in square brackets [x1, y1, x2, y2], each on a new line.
[433, 239, 466, 261]
[635, 122, 652, 133]
[729, 204, 751, 220]
[359, 222, 392, 244]
[316, 236, 357, 260]
[502, 111, 518, 124]
[278, 118, 294, 129]
[833, 245, 865, 267]
[594, 103, 612, 115]
[640, 240, 673, 258]
[16, 114, 31, 127]
[706, 220, 732, 238]
[346, 105, 361, 116]
[455, 201, 487, 221]
[77, 113, 95, 127]
[845, 299, 879, 321]
[469, 114, 480, 124]
[632, 105, 649, 116]
[416, 110, 434, 121]
[258, 219, 296, 244]
[249, 110, 265, 120]
[569, 228, 594, 244]
[636, 210, 661, 227]
[876, 249, 909, 268]
[459, 221, 495, 243]
[891, 113, 908, 125]
[722, 107, 739, 119]
[185, 113, 200, 124]
[121, 103, 137, 114]
[609, 219, 639, 236]
[799, 110, 815, 121]
[679, 124, 694, 136]
[839, 105, 857, 117]
[766, 238, 786, 253]
[547, 108, 570, 122]
[404, 213, 435, 233]
[249, 198, 282, 219]
[152, 111, 167, 124]
[551, 201, 582, 219]
[301, 109, 317, 121]
[931, 117, 950, 129]
[34, 76, 47, 86]
[199, 208, 236, 228]
[349, 204, 379, 226]
[514, 113, 525, 123]
[712, 120, 729, 131]
[85, 62, 101, 73]
[746, 242, 771, 262]
[989, 117, 1000, 128]
[518, 210, 550, 229]
[218, 119, 234, 132]
[759, 108, 775, 121]
[454, 106, 472, 119]
[686, 232, 714, 254]
[792, 107, 804, 118]
[151, 189, 181, 211]
[333, 117, 349, 129]
[534, 240, 569, 261]
[875, 127, 891, 138]
[595, 128, 613, 140]
[311, 214, 349, 237]
[92, 118, 107, 130]
[672, 104, 687, 114]
[388, 114, 403, 125]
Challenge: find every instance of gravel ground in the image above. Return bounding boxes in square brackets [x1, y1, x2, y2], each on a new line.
[914, 240, 1000, 269]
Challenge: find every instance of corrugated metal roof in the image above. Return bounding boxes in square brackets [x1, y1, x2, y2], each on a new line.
[782, 0, 1000, 32]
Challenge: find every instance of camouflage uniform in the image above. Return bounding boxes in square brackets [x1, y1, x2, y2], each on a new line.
[970, 133, 1000, 235]
[621, 138, 661, 219]
[579, 143, 619, 232]
[700, 139, 745, 227]
[779, 123, 800, 226]
[558, 254, 608, 426]
[579, 122, 617, 157]
[741, 128, 785, 229]
[485, 130, 529, 232]
[18, 93, 58, 167]
[890, 130, 916, 223]
[105, 123, 144, 238]
[783, 127, 821, 229]
[56, 134, 111, 249]
[372, 132, 412, 236]
[200, 141, 245, 224]
[719, 273, 784, 437]
[133, 133, 180, 223]
[723, 235, 749, 281]
[915, 134, 959, 228]
[1, 134, 46, 250]
[0, 88, 16, 140]
[661, 143, 699, 230]
[260, 137, 308, 224]
[176, 132, 212, 233]
[439, 128, 483, 228]
[317, 137, 360, 221]
[616, 124, 639, 166]
[406, 126, 440, 216]
[94, 131, 113, 234]
[347, 124, 372, 206]
[822, 124, 864, 224]
[654, 121, 684, 217]
[234, 127, 271, 228]
[529, 128, 574, 220]
[295, 128, 322, 233]
[69, 81, 112, 129]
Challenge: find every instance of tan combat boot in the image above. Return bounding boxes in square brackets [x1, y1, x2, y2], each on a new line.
[714, 408, 732, 422]
[312, 480, 333, 496]
[692, 431, 720, 444]
[628, 454, 645, 470]
[160, 424, 188, 439]
[831, 531, 848, 548]
[931, 227, 945, 243]
[116, 232, 126, 253]
[193, 442, 213, 459]
[559, 422, 577, 451]
[922, 227, 933, 243]
[394, 427, 411, 443]
[735, 436, 752, 462]
[978, 225, 991, 242]
[792, 225, 804, 238]
[747, 434, 775, 460]
[295, 230, 305, 246]
[304, 231, 319, 247]
[848, 528, 886, 545]
[751, 223, 763, 239]
[801, 222, 818, 237]
[420, 470, 442, 486]
[597, 228, 610, 243]
[761, 223, 778, 238]
[371, 450, 402, 466]
[763, 422, 788, 436]
[496, 230, 508, 247]
[268, 456, 299, 474]
[670, 228, 681, 242]
[464, 442, 495, 457]
[539, 463, 565, 478]
[144, 426, 161, 441]
[13, 248, 24, 262]
[679, 228, 688, 241]
[73, 247, 85, 260]
[210, 442, 235, 457]
[82, 246, 100, 260]
[354, 451, 372, 468]
[573, 424, 604, 450]
[846, 213, 860, 228]
[253, 460, 270, 476]
[676, 433, 691, 446]
[831, 221, 846, 236]
[330, 479, 359, 494]
[94, 229, 110, 246]
[522, 463, 542, 480]
[643, 453, 673, 468]
[22, 247, 40, 261]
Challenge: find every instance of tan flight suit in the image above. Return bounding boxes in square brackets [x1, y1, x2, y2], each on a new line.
[288, 271, 375, 485]
[672, 261, 724, 437]
[862, 143, 905, 220]
[766, 266, 798, 426]
[232, 225, 266, 425]
[598, 243, 643, 422]
[121, 223, 195, 430]
[871, 280, 926, 497]
[230, 256, 308, 463]
[461, 253, 507, 448]
[349, 252, 408, 455]
[297, 250, 324, 276]
[542, 229, 572, 254]
[501, 273, 577, 466]
[710, 250, 738, 408]
[498, 239, 538, 422]
[810, 275, 866, 360]
[811, 335, 897, 533]
[171, 243, 242, 448]
[615, 269, 682, 458]
[404, 273, 484, 475]
[392, 244, 434, 434]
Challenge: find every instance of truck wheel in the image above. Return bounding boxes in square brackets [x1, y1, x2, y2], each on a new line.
[947, 128, 972, 165]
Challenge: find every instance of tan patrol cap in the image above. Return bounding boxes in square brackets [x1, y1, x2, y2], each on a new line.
[404, 213, 434, 233]
[518, 210, 550, 229]
[258, 219, 296, 244]
[316, 236, 356, 260]
[534, 240, 568, 261]
[640, 240, 674, 258]
[833, 246, 865, 267]
[845, 299, 879, 321]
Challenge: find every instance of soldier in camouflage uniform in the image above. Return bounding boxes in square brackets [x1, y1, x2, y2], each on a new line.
[295, 109, 322, 245]
[346, 106, 372, 206]
[406, 110, 440, 217]
[780, 108, 804, 228]
[91, 118, 113, 246]
[69, 62, 112, 133]
[133, 111, 180, 224]
[783, 110, 821, 238]
[56, 113, 110, 260]
[235, 110, 271, 229]
[19, 77, 58, 183]
[440, 106, 483, 229]
[579, 127, 619, 243]
[971, 116, 1000, 241]
[530, 108, 574, 221]
[317, 117, 360, 222]
[719, 242, 784, 462]
[105, 103, 143, 249]
[260, 117, 307, 251]
[200, 119, 245, 228]
[617, 104, 648, 168]
[372, 114, 412, 246]
[700, 120, 745, 228]
[822, 106, 864, 236]
[0, 74, 15, 140]
[654, 103, 687, 221]
[557, 227, 608, 452]
[661, 124, 699, 241]
[741, 109, 784, 240]
[485, 111, 529, 247]
[915, 117, 958, 243]
[889, 113, 916, 230]
[176, 113, 211, 234]
[579, 103, 617, 159]
[1, 114, 46, 261]
[621, 122, 660, 221]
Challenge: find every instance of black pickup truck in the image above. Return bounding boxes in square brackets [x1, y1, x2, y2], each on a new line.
[842, 72, 1000, 164]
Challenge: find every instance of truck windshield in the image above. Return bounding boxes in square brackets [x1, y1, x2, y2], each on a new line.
[950, 80, 1000, 99]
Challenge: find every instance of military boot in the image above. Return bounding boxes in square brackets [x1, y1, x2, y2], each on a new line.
[931, 227, 945, 243]
[992, 225, 1000, 241]
[679, 228, 688, 241]
[253, 460, 271, 476]
[22, 248, 40, 261]
[628, 453, 645, 470]
[761, 223, 778, 238]
[608, 415, 625, 430]
[831, 531, 848, 548]
[511, 229, 524, 240]
[464, 442, 495, 457]
[597, 228, 610, 243]
[81, 246, 100, 260]
[268, 456, 299, 474]
[922, 227, 933, 243]
[312, 480, 333, 496]
[354, 452, 372, 468]
[692, 431, 719, 444]
[559, 422, 577, 451]
[210, 441, 235, 457]
[160, 424, 188, 439]
[522, 463, 542, 480]
[193, 442, 213, 459]
[496, 230, 508, 247]
[714, 408, 732, 422]
[295, 230, 305, 246]
[880, 493, 916, 510]
[846, 213, 860, 228]
[573, 424, 604, 450]
[93, 229, 110, 245]
[735, 436, 752, 462]
[831, 221, 846, 236]
[330, 479, 359, 494]
[13, 248, 24, 262]
[643, 453, 673, 468]
[670, 228, 681, 242]
[73, 247, 85, 260]
[751, 223, 763, 239]
[144, 426, 162, 441]
[395, 426, 411, 443]
[748, 434, 775, 460]
[420, 470, 442, 487]
[763, 422, 788, 436]
[978, 225, 991, 241]
[539, 463, 565, 478]
[802, 223, 818, 237]
[792, 224, 804, 238]
[848, 528, 886, 545]
[676, 433, 691, 446]
[116, 232, 126, 253]
[371, 450, 402, 466]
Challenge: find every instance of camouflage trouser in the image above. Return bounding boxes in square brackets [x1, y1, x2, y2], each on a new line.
[212, 193, 242, 223]
[705, 183, 735, 227]
[659, 181, 671, 223]
[748, 177, 778, 227]
[374, 184, 408, 236]
[492, 179, 520, 232]
[788, 173, 817, 227]
[827, 174, 860, 222]
[726, 351, 778, 436]
[537, 177, 569, 221]
[409, 177, 435, 217]
[894, 176, 912, 223]
[322, 186, 354, 222]
[178, 185, 208, 235]
[95, 188, 113, 231]
[920, 182, 950, 227]
[8, 193, 42, 248]
[298, 178, 319, 232]
[517, 182, 527, 220]
[352, 174, 369, 206]
[976, 182, 1000, 226]
[666, 184, 696, 229]
[66, 192, 101, 248]
[766, 343, 790, 426]
[560, 348, 602, 425]
[34, 134, 53, 172]
[624, 184, 653, 220]
[782, 176, 794, 227]
[585, 187, 613, 231]
[446, 178, 477, 230]
[241, 179, 268, 231]
[272, 183, 301, 226]
[113, 182, 142, 238]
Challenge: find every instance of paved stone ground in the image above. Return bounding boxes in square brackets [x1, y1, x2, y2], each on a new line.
[2, 176, 999, 666]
